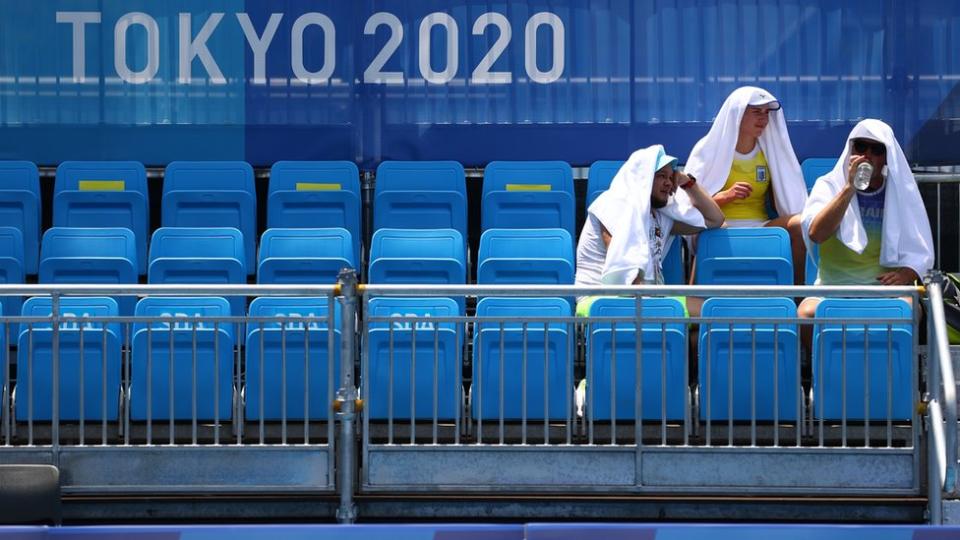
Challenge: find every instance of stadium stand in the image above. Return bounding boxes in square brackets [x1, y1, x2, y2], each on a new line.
[0, 161, 40, 275]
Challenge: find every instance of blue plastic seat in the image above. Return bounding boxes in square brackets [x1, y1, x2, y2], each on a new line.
[0, 162, 40, 274]
[586, 297, 687, 421]
[54, 161, 149, 274]
[16, 297, 121, 422]
[366, 297, 461, 421]
[586, 160, 624, 209]
[148, 227, 246, 316]
[258, 228, 355, 285]
[806, 243, 820, 286]
[368, 228, 466, 312]
[813, 298, 914, 421]
[268, 161, 361, 266]
[801, 158, 836, 193]
[130, 297, 235, 422]
[0, 227, 24, 318]
[38, 228, 138, 315]
[374, 161, 468, 241]
[162, 161, 256, 274]
[471, 298, 572, 421]
[245, 297, 341, 421]
[695, 227, 793, 286]
[477, 228, 574, 286]
[481, 161, 575, 238]
[698, 297, 800, 422]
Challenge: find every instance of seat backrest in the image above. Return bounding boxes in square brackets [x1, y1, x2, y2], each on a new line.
[0, 161, 40, 274]
[0, 226, 24, 271]
[54, 161, 149, 274]
[268, 161, 361, 261]
[586, 160, 624, 209]
[475, 297, 570, 330]
[368, 229, 466, 289]
[801, 158, 836, 192]
[40, 227, 137, 265]
[162, 161, 256, 272]
[134, 296, 234, 338]
[695, 227, 792, 285]
[478, 228, 573, 262]
[149, 227, 245, 266]
[701, 296, 797, 321]
[481, 161, 575, 237]
[814, 298, 912, 330]
[374, 161, 467, 238]
[259, 228, 355, 267]
[588, 297, 686, 331]
[20, 296, 119, 335]
[247, 296, 340, 330]
[367, 297, 460, 331]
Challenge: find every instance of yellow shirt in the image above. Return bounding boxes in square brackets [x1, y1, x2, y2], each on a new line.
[720, 147, 771, 221]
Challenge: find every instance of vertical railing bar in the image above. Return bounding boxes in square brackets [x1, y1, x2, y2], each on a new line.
[303, 316, 310, 446]
[521, 321, 528, 446]
[259, 321, 265, 445]
[432, 322, 439, 445]
[864, 323, 870, 448]
[168, 323, 174, 446]
[611, 320, 617, 445]
[146, 324, 153, 445]
[328, 293, 336, 450]
[78, 320, 85, 446]
[234, 316, 242, 446]
[818, 319, 824, 447]
[454, 320, 461, 446]
[587, 316, 595, 446]
[388, 323, 394, 445]
[27, 324, 33, 446]
[565, 318, 572, 446]
[51, 294, 60, 451]
[773, 322, 780, 447]
[727, 322, 733, 447]
[101, 324, 107, 446]
[2, 321, 9, 446]
[634, 296, 642, 446]
[660, 321, 667, 446]
[477, 317, 483, 446]
[706, 320, 712, 447]
[543, 323, 549, 446]
[795, 318, 801, 448]
[498, 321, 504, 445]
[281, 322, 288, 445]
[123, 321, 130, 447]
[410, 323, 416, 445]
[191, 321, 198, 446]
[213, 320, 220, 445]
[841, 323, 847, 447]
[751, 322, 757, 447]
[887, 323, 893, 448]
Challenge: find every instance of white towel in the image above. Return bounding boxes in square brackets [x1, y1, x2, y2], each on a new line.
[588, 145, 706, 285]
[800, 119, 934, 278]
[681, 86, 807, 216]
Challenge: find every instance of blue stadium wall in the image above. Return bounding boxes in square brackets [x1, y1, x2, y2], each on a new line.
[0, 0, 957, 168]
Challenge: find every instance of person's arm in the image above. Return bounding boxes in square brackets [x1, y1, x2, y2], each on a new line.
[671, 172, 725, 235]
[876, 267, 920, 286]
[713, 182, 753, 207]
[807, 155, 869, 244]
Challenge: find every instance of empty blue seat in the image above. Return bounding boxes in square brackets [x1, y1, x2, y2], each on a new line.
[162, 161, 256, 274]
[695, 227, 793, 286]
[477, 228, 574, 286]
[54, 161, 149, 274]
[586, 297, 687, 421]
[481, 161, 575, 238]
[130, 297, 235, 422]
[257, 228, 354, 285]
[698, 297, 800, 422]
[268, 161, 361, 266]
[586, 160, 624, 209]
[813, 298, 914, 421]
[148, 227, 246, 316]
[801, 158, 836, 193]
[39, 228, 138, 315]
[0, 162, 40, 274]
[0, 227, 24, 318]
[374, 161, 467, 241]
[16, 297, 121, 422]
[368, 228, 466, 285]
[245, 297, 341, 421]
[366, 297, 461, 420]
[472, 298, 572, 421]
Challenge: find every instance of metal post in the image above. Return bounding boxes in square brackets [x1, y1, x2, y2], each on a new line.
[335, 269, 359, 524]
[50, 293, 61, 456]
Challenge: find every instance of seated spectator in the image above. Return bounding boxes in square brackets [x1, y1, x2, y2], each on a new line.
[574, 144, 724, 317]
[683, 86, 808, 284]
[799, 118, 934, 319]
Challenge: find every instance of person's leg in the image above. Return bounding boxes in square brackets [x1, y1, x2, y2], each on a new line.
[798, 296, 821, 356]
[767, 213, 806, 285]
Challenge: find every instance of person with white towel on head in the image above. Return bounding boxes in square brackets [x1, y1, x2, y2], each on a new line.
[683, 86, 808, 285]
[574, 144, 725, 318]
[798, 119, 934, 319]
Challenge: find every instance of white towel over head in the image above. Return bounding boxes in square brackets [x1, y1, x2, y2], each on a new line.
[682, 86, 807, 216]
[800, 119, 934, 278]
[588, 145, 706, 285]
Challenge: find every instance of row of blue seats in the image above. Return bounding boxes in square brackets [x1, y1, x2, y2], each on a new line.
[1, 223, 799, 321]
[9, 295, 912, 425]
[0, 157, 837, 279]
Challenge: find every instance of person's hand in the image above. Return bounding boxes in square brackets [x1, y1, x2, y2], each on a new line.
[714, 182, 752, 206]
[846, 154, 871, 189]
[876, 267, 919, 286]
[673, 171, 693, 194]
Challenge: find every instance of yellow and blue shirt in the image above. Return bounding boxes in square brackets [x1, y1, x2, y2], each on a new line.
[720, 147, 772, 221]
[818, 181, 891, 285]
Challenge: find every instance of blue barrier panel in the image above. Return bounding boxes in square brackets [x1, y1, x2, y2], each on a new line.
[0, 2, 956, 165]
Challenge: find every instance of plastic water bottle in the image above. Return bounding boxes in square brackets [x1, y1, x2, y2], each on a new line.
[853, 162, 873, 191]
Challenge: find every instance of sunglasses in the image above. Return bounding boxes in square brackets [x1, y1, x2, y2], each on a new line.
[851, 139, 887, 156]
